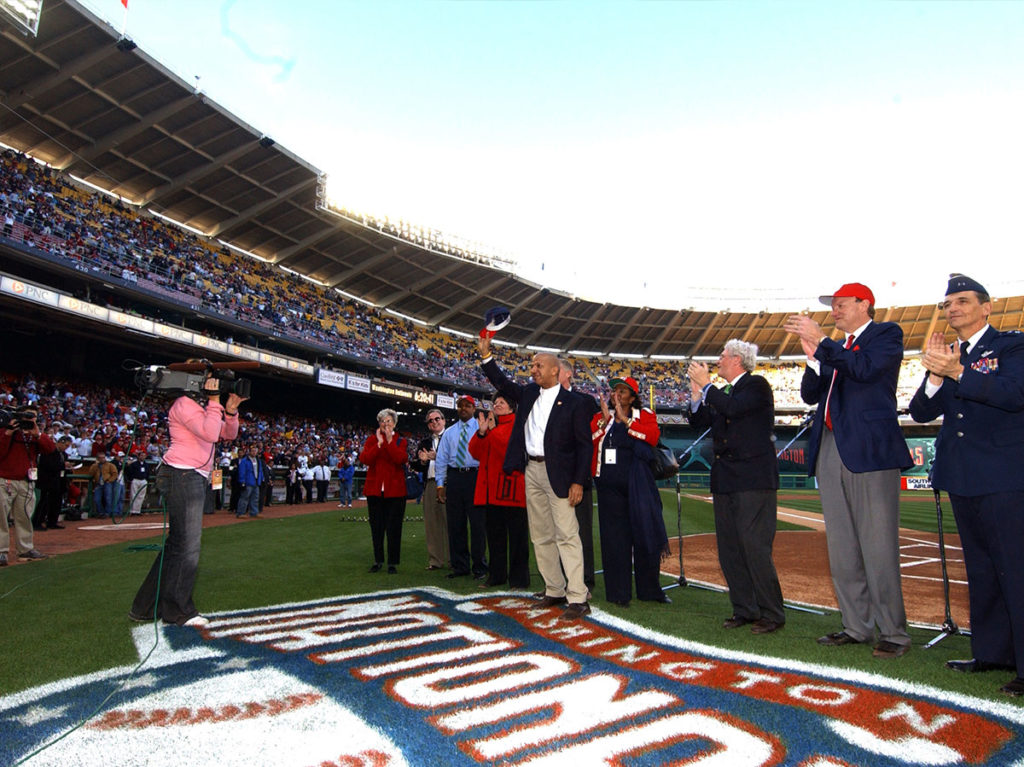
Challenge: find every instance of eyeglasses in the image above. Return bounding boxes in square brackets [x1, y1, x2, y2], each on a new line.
[427, 416, 443, 423]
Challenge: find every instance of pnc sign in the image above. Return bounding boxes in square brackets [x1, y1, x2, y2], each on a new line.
[4, 588, 1023, 766]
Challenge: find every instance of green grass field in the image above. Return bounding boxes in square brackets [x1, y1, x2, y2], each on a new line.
[0, 488, 1001, 705]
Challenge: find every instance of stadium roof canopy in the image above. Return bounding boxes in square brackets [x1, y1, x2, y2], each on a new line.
[4, 0, 1024, 360]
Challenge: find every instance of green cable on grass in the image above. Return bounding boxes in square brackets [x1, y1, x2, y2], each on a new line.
[13, 488, 169, 766]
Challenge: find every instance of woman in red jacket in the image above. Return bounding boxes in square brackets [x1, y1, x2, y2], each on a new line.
[358, 408, 409, 574]
[468, 394, 529, 589]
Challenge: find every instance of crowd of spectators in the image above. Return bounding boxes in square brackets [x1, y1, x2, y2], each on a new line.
[2, 149, 930, 412]
[0, 371, 397, 476]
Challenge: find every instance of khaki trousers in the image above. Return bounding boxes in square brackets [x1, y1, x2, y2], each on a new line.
[525, 461, 587, 603]
[422, 479, 449, 568]
[0, 478, 36, 555]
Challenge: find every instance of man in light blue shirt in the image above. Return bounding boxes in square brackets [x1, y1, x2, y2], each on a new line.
[435, 395, 486, 579]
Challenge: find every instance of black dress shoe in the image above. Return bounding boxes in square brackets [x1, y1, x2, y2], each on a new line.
[1001, 678, 1024, 696]
[947, 658, 1015, 673]
[50, 523, 65, 529]
[722, 616, 752, 629]
[750, 618, 784, 635]
[644, 594, 671, 604]
[817, 631, 865, 646]
[368, 563, 383, 573]
[387, 566, 397, 574]
[446, 571, 470, 579]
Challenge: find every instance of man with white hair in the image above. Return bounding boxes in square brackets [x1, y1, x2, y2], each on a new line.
[689, 340, 785, 634]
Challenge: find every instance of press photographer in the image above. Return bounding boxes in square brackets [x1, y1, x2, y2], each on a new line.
[0, 406, 54, 566]
[129, 361, 249, 626]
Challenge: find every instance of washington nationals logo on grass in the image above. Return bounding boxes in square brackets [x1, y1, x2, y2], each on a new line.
[4, 588, 1024, 766]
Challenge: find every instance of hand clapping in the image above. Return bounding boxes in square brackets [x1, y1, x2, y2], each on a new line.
[783, 314, 824, 359]
[687, 361, 710, 395]
[922, 332, 962, 381]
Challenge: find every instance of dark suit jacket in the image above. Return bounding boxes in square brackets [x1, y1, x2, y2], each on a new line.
[910, 326, 1024, 496]
[688, 372, 778, 493]
[481, 358, 592, 497]
[411, 436, 435, 476]
[800, 321, 913, 475]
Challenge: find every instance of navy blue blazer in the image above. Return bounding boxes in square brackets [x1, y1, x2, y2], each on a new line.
[800, 321, 913, 475]
[909, 326, 1024, 496]
[481, 358, 592, 498]
[688, 373, 779, 493]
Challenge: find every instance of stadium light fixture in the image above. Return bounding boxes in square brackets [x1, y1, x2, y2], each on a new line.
[68, 173, 142, 208]
[609, 352, 645, 359]
[385, 308, 429, 326]
[567, 350, 604, 357]
[218, 239, 272, 263]
[440, 326, 474, 340]
[526, 345, 563, 354]
[492, 339, 519, 348]
[649, 354, 688, 360]
[335, 288, 376, 308]
[0, 0, 41, 36]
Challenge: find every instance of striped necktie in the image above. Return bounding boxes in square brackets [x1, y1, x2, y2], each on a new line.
[455, 423, 469, 468]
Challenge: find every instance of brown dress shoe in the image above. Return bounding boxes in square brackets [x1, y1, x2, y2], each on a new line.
[872, 640, 910, 658]
[535, 595, 568, 608]
[1000, 678, 1024, 696]
[559, 602, 591, 621]
[750, 618, 784, 634]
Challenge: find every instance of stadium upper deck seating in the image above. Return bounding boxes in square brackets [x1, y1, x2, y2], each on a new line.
[2, 149, 929, 412]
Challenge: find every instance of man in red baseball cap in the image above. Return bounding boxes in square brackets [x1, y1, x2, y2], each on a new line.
[784, 283, 913, 659]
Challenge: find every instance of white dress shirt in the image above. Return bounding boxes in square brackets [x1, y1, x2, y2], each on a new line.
[525, 383, 561, 457]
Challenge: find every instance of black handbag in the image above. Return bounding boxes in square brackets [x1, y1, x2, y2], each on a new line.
[650, 440, 680, 480]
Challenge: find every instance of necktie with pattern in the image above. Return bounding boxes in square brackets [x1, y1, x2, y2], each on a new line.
[455, 423, 469, 468]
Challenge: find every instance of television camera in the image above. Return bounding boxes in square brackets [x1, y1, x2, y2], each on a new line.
[134, 360, 257, 400]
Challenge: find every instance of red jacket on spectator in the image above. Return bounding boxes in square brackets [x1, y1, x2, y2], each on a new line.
[0, 429, 56, 480]
[359, 432, 408, 498]
[589, 407, 660, 477]
[468, 413, 525, 507]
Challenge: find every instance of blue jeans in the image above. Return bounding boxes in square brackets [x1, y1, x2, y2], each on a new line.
[338, 480, 353, 505]
[93, 482, 115, 517]
[131, 465, 207, 625]
[238, 485, 260, 517]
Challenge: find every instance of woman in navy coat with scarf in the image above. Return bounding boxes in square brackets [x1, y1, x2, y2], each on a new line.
[590, 376, 669, 607]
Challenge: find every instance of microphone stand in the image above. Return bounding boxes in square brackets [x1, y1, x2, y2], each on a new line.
[664, 427, 716, 592]
[777, 409, 815, 459]
[925, 481, 970, 648]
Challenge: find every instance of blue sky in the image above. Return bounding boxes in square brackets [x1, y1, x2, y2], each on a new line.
[78, 0, 1024, 312]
